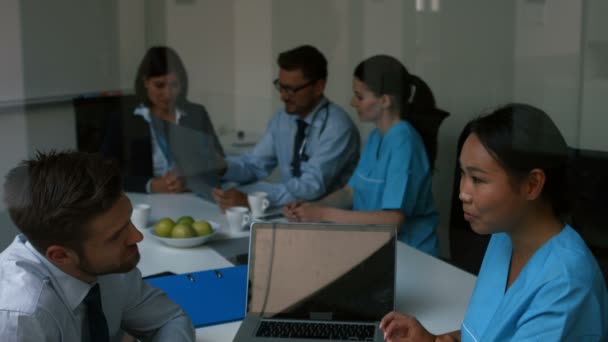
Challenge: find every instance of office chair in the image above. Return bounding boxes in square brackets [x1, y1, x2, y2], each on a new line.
[568, 148, 608, 284]
[404, 74, 450, 170]
[403, 108, 449, 170]
[73, 94, 138, 153]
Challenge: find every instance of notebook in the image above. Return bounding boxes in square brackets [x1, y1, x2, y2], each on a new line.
[233, 222, 397, 342]
[167, 123, 222, 201]
[145, 265, 247, 328]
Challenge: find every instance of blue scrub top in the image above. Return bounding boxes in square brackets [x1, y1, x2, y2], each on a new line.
[348, 121, 439, 256]
[462, 225, 608, 341]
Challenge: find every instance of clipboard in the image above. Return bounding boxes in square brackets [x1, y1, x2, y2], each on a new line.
[145, 265, 247, 327]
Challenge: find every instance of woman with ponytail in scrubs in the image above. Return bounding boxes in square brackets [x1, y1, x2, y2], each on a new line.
[380, 104, 608, 341]
[284, 55, 439, 256]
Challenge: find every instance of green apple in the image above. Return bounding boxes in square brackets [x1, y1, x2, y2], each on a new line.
[171, 223, 197, 238]
[192, 220, 213, 236]
[154, 218, 175, 237]
[176, 216, 195, 225]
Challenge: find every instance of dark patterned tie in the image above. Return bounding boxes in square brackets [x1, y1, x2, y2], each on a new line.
[291, 119, 308, 177]
[83, 284, 110, 342]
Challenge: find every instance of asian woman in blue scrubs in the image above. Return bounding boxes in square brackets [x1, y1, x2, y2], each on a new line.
[380, 104, 608, 341]
[283, 55, 439, 256]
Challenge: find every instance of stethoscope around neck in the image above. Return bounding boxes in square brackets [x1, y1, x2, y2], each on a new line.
[289, 101, 330, 175]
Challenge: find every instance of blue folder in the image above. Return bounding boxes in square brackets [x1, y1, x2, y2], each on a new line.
[145, 265, 247, 327]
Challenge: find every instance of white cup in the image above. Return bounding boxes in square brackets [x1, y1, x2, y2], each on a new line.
[247, 192, 270, 217]
[131, 204, 151, 230]
[226, 206, 251, 233]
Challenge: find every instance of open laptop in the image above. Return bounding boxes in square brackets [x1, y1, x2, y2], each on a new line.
[233, 222, 397, 342]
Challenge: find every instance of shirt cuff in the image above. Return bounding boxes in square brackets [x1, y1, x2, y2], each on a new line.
[248, 181, 294, 207]
[222, 158, 240, 182]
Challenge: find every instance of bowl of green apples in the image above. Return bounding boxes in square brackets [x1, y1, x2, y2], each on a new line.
[149, 216, 219, 248]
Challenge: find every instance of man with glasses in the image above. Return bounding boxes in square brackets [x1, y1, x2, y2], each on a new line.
[213, 45, 360, 209]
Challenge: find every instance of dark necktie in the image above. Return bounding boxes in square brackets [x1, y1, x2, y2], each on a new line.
[291, 119, 308, 177]
[83, 284, 110, 342]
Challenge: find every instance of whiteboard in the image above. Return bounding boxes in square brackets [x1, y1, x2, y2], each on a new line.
[1, 0, 120, 106]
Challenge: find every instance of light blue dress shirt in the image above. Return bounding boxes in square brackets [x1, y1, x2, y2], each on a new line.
[134, 105, 187, 193]
[134, 104, 185, 178]
[0, 235, 195, 342]
[462, 226, 608, 341]
[348, 121, 439, 256]
[223, 97, 360, 207]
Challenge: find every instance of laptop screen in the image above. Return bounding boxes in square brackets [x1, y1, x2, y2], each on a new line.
[247, 223, 396, 322]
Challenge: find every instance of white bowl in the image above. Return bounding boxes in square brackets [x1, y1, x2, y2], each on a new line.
[148, 220, 220, 248]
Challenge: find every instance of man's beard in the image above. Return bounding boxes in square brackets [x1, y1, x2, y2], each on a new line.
[77, 250, 140, 277]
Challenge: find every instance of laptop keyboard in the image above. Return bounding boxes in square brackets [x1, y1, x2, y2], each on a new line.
[255, 320, 376, 340]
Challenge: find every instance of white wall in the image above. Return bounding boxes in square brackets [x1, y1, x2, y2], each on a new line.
[514, 0, 583, 147]
[0, 1, 24, 104]
[0, 0, 28, 224]
[234, 0, 273, 135]
[166, 0, 236, 135]
[144, 0, 168, 47]
[118, 0, 146, 90]
[580, 0, 608, 151]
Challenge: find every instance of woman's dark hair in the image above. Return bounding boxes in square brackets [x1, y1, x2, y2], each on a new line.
[3, 151, 123, 254]
[408, 75, 436, 113]
[354, 55, 411, 113]
[466, 103, 570, 217]
[353, 55, 441, 168]
[134, 46, 189, 107]
[277, 45, 328, 81]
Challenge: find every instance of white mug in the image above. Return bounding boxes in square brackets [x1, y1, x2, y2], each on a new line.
[130, 203, 151, 230]
[247, 192, 270, 217]
[226, 206, 251, 233]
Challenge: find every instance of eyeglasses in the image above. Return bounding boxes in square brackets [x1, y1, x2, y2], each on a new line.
[273, 78, 317, 96]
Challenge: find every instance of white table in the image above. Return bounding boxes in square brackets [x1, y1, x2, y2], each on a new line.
[128, 193, 477, 341]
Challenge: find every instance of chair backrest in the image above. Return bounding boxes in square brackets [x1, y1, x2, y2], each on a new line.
[568, 148, 608, 283]
[73, 95, 137, 153]
[401, 74, 449, 170]
[403, 108, 449, 170]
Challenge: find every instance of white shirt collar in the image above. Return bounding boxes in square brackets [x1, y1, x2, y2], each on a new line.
[134, 104, 185, 124]
[23, 237, 94, 312]
[290, 97, 329, 127]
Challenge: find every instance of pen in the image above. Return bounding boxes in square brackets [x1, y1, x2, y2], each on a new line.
[221, 181, 239, 191]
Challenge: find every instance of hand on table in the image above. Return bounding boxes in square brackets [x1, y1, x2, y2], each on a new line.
[283, 201, 326, 222]
[380, 311, 436, 342]
[212, 188, 248, 211]
[151, 172, 187, 193]
[283, 200, 303, 221]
